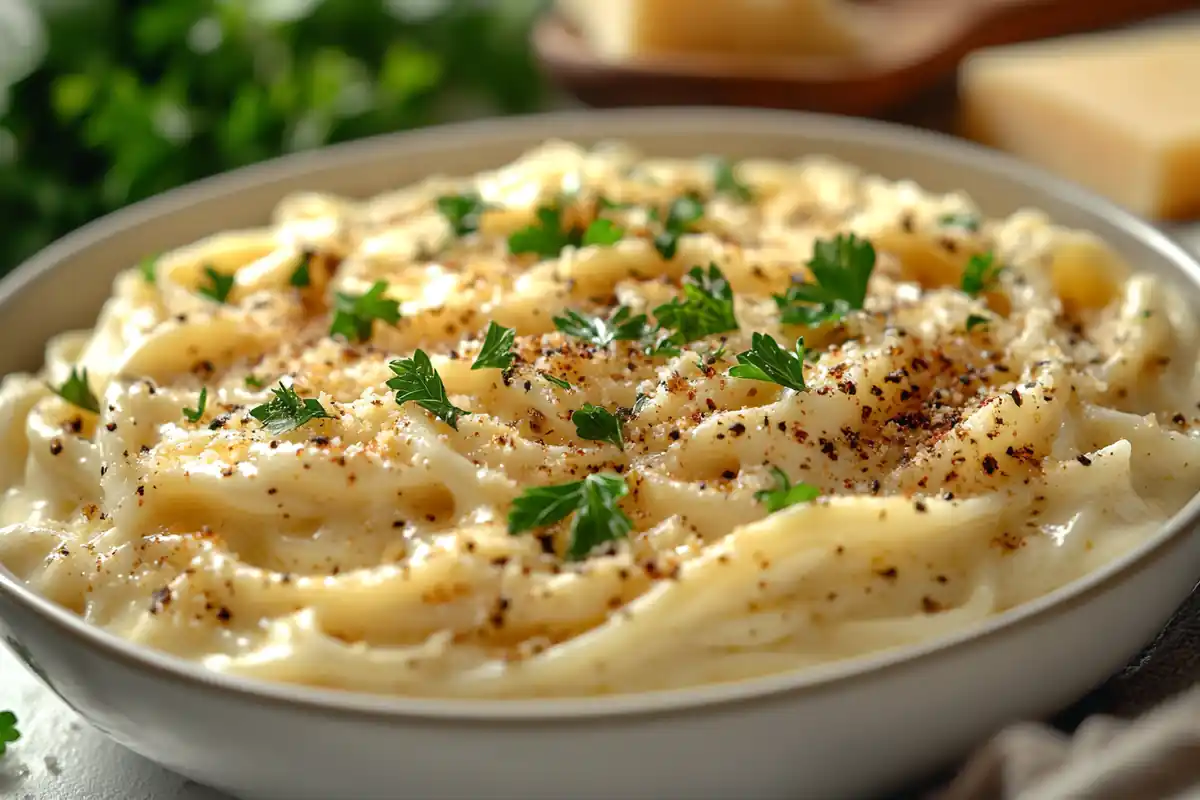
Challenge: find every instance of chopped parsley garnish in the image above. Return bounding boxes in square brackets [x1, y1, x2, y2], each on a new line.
[965, 313, 990, 332]
[0, 711, 19, 755]
[330, 280, 401, 343]
[572, 403, 624, 449]
[961, 251, 1002, 297]
[581, 218, 624, 246]
[728, 332, 809, 392]
[695, 341, 728, 368]
[774, 234, 875, 326]
[554, 306, 650, 348]
[597, 196, 633, 210]
[652, 264, 739, 348]
[138, 254, 157, 284]
[471, 322, 516, 371]
[539, 371, 572, 390]
[197, 265, 234, 304]
[509, 206, 624, 257]
[249, 383, 332, 435]
[939, 212, 980, 232]
[437, 193, 488, 238]
[182, 388, 207, 423]
[508, 207, 572, 257]
[711, 156, 753, 202]
[652, 194, 705, 260]
[289, 252, 311, 288]
[244, 375, 264, 389]
[387, 350, 470, 430]
[754, 467, 820, 512]
[617, 392, 651, 421]
[49, 367, 99, 414]
[508, 473, 632, 561]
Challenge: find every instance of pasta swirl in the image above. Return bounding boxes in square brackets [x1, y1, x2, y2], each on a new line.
[0, 141, 1197, 698]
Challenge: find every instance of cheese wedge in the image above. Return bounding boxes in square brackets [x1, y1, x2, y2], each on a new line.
[555, 0, 864, 61]
[960, 26, 1200, 220]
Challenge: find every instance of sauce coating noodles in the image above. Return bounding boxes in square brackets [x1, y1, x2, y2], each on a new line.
[1, 142, 1197, 698]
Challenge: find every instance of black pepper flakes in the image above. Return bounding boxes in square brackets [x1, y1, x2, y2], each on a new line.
[149, 587, 172, 614]
[49, 439, 63, 456]
[1076, 454, 1093, 466]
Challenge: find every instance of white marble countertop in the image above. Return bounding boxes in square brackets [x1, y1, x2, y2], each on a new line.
[0, 228, 1197, 800]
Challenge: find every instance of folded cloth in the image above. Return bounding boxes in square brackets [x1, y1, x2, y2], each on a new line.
[935, 682, 1200, 799]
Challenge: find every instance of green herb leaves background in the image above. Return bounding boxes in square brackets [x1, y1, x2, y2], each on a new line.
[0, 0, 550, 273]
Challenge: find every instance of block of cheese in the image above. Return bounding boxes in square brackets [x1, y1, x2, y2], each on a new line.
[554, 0, 864, 61]
[960, 26, 1200, 220]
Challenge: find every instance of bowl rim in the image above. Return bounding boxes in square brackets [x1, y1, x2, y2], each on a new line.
[1, 106, 1199, 723]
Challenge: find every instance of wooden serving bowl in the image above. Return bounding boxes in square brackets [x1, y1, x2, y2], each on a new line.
[533, 0, 1199, 116]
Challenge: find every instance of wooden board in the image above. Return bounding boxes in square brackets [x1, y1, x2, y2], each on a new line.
[534, 0, 1200, 116]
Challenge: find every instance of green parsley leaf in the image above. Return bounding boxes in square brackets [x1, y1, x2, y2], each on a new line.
[49, 367, 99, 414]
[581, 218, 624, 246]
[330, 281, 402, 343]
[289, 252, 312, 288]
[0, 710, 19, 755]
[939, 212, 980, 232]
[197, 265, 234, 304]
[540, 371, 572, 390]
[509, 203, 625, 258]
[572, 403, 624, 449]
[754, 467, 820, 513]
[965, 313, 990, 332]
[244, 375, 264, 389]
[437, 194, 488, 238]
[711, 156, 753, 202]
[652, 264, 739, 347]
[509, 207, 572, 257]
[387, 350, 470, 430]
[597, 196, 633, 211]
[641, 330, 682, 358]
[138, 254, 157, 284]
[471, 322, 516, 371]
[508, 473, 633, 560]
[554, 306, 651, 348]
[774, 234, 876, 326]
[729, 332, 809, 392]
[182, 387, 207, 423]
[695, 341, 728, 369]
[249, 383, 332, 435]
[961, 251, 1002, 297]
[652, 194, 705, 260]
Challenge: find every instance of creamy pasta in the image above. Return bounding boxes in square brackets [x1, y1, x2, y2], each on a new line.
[1, 141, 1198, 699]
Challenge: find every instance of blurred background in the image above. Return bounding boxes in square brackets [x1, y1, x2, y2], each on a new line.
[0, 0, 553, 273]
[0, 0, 1196, 275]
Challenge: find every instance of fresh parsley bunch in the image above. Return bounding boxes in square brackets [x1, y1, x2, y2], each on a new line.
[1, 1, 547, 274]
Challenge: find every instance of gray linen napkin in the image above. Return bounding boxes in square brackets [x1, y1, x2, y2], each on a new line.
[933, 588, 1200, 800]
[936, 684, 1200, 800]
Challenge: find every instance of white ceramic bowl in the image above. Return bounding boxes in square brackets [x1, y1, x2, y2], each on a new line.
[1, 109, 1198, 800]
